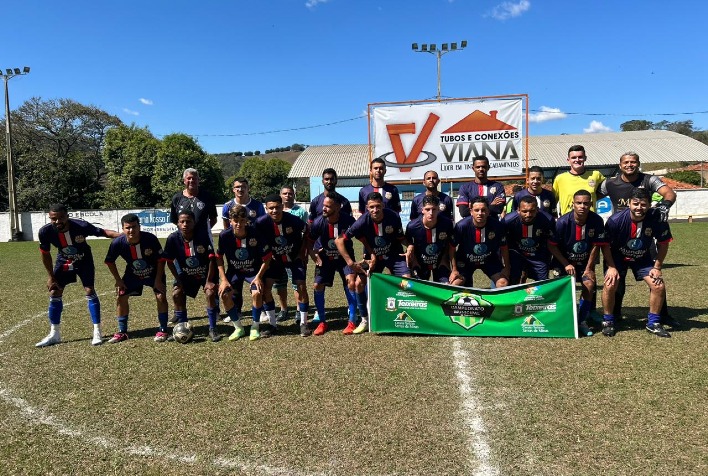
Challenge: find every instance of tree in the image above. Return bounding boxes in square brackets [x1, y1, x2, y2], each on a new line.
[665, 170, 702, 186]
[619, 120, 654, 131]
[5, 97, 122, 211]
[233, 157, 291, 200]
[102, 124, 161, 208]
[620, 119, 707, 146]
[151, 133, 226, 206]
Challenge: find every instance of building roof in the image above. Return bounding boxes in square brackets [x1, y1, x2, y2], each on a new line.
[288, 130, 708, 179]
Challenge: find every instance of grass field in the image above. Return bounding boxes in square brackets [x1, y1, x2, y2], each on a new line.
[1, 223, 706, 475]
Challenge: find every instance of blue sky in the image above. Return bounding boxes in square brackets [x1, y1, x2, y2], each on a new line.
[3, 0, 707, 154]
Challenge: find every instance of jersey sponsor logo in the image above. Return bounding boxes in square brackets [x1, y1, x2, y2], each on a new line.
[132, 259, 148, 271]
[473, 243, 488, 255]
[235, 249, 249, 260]
[185, 257, 201, 268]
[74, 235, 86, 243]
[627, 239, 643, 250]
[62, 246, 78, 255]
[439, 232, 448, 240]
[572, 242, 589, 254]
[374, 236, 387, 247]
[385, 225, 394, 234]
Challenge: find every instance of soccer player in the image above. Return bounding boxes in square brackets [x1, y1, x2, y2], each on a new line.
[449, 197, 510, 288]
[503, 195, 555, 285]
[308, 168, 353, 222]
[409, 170, 454, 221]
[221, 177, 265, 229]
[336, 192, 410, 334]
[104, 214, 169, 343]
[308, 193, 365, 335]
[552, 145, 605, 215]
[170, 168, 218, 233]
[255, 194, 311, 337]
[164, 210, 221, 342]
[405, 195, 454, 283]
[513, 166, 556, 217]
[601, 188, 672, 338]
[456, 156, 506, 218]
[216, 205, 272, 341]
[36, 203, 120, 347]
[599, 151, 678, 326]
[358, 158, 401, 214]
[547, 191, 613, 336]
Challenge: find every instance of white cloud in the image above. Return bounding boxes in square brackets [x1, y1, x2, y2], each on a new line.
[583, 120, 612, 134]
[529, 106, 567, 123]
[139, 98, 153, 105]
[488, 0, 530, 20]
[122, 108, 139, 116]
[305, 0, 329, 9]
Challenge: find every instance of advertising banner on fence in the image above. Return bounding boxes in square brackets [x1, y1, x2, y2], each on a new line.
[372, 98, 524, 181]
[369, 274, 578, 338]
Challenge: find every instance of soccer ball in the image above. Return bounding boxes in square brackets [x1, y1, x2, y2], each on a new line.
[172, 322, 194, 344]
[457, 294, 480, 306]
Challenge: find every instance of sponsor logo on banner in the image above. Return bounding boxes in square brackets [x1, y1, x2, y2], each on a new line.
[521, 315, 549, 333]
[393, 311, 419, 330]
[523, 285, 545, 301]
[441, 292, 494, 330]
[373, 99, 524, 180]
[525, 303, 557, 313]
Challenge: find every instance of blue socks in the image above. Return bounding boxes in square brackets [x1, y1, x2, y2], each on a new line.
[117, 315, 128, 333]
[207, 307, 218, 330]
[356, 292, 368, 319]
[158, 312, 168, 333]
[314, 290, 326, 321]
[86, 293, 101, 324]
[48, 297, 63, 325]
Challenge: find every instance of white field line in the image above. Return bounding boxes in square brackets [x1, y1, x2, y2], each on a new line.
[0, 297, 317, 475]
[451, 337, 500, 476]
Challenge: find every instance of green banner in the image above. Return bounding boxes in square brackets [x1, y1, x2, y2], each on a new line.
[369, 274, 578, 338]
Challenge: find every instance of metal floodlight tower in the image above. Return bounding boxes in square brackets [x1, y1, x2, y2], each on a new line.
[411, 40, 467, 100]
[2, 65, 30, 241]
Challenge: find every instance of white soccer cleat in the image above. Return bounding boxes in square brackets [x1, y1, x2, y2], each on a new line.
[91, 326, 103, 346]
[36, 330, 61, 348]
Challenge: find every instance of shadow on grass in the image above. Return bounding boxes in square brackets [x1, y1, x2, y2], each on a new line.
[615, 306, 708, 332]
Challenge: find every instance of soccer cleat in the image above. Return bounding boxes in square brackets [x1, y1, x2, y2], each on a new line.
[249, 328, 260, 341]
[311, 311, 321, 324]
[646, 323, 671, 338]
[314, 322, 328, 336]
[168, 314, 179, 324]
[352, 321, 368, 334]
[660, 315, 681, 329]
[91, 328, 103, 346]
[342, 321, 357, 335]
[229, 326, 246, 341]
[222, 315, 232, 323]
[601, 321, 616, 337]
[154, 331, 169, 343]
[578, 321, 593, 337]
[276, 309, 289, 322]
[35, 331, 61, 348]
[300, 323, 312, 337]
[208, 328, 222, 342]
[260, 324, 277, 338]
[108, 332, 128, 344]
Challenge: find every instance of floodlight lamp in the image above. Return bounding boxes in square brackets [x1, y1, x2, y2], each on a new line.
[14, 68, 21, 74]
[421, 44, 428, 51]
[412, 43, 418, 50]
[461, 40, 468, 48]
[430, 44, 437, 52]
[5, 69, 12, 75]
[451, 43, 457, 50]
[23, 66, 30, 73]
[442, 43, 448, 51]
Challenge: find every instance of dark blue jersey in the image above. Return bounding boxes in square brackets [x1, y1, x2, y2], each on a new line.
[104, 232, 164, 280]
[221, 198, 266, 224]
[216, 225, 271, 276]
[308, 193, 353, 222]
[457, 180, 506, 216]
[605, 209, 672, 264]
[512, 189, 557, 216]
[453, 216, 508, 267]
[549, 211, 608, 267]
[255, 212, 306, 264]
[39, 218, 107, 267]
[405, 215, 454, 269]
[409, 192, 454, 221]
[358, 183, 401, 214]
[344, 208, 404, 259]
[309, 213, 356, 262]
[163, 228, 215, 279]
[503, 211, 555, 261]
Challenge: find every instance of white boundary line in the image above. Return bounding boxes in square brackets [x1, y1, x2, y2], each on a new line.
[451, 337, 500, 476]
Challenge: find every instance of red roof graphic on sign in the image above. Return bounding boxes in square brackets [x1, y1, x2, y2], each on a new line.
[443, 110, 516, 133]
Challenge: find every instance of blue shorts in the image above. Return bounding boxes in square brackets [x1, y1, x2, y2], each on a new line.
[616, 259, 654, 281]
[314, 258, 353, 287]
[174, 273, 213, 299]
[458, 259, 504, 287]
[371, 255, 410, 277]
[227, 272, 259, 293]
[413, 265, 450, 283]
[123, 272, 165, 296]
[509, 252, 549, 284]
[266, 260, 306, 284]
[54, 262, 96, 289]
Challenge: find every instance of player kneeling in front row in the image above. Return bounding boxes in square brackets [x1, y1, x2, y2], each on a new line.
[404, 195, 454, 283]
[216, 205, 272, 341]
[449, 197, 510, 288]
[308, 193, 365, 335]
[547, 190, 612, 337]
[336, 192, 410, 334]
[164, 211, 221, 342]
[104, 214, 169, 343]
[601, 188, 672, 337]
[36, 203, 121, 347]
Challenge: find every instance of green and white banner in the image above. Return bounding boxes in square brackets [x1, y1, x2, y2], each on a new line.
[369, 274, 578, 338]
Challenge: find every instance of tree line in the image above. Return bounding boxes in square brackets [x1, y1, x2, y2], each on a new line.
[1, 97, 305, 212]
